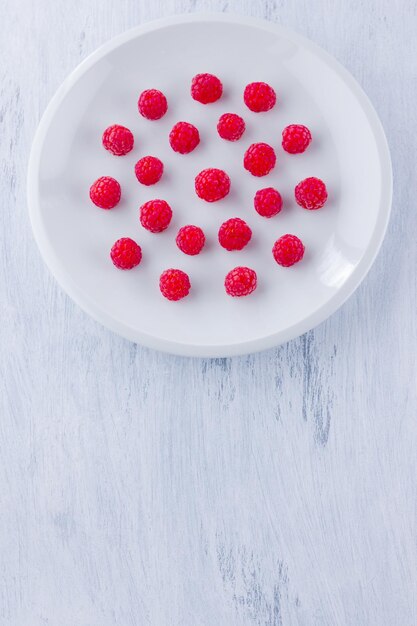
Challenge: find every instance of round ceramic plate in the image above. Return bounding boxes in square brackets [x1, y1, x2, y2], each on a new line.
[28, 14, 392, 357]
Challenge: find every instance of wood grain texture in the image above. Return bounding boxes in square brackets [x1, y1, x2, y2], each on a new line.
[1, 0, 416, 624]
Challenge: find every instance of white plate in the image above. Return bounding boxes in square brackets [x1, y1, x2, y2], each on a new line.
[28, 14, 392, 357]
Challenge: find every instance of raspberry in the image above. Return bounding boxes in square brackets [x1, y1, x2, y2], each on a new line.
[195, 168, 230, 202]
[139, 199, 172, 233]
[244, 82, 276, 112]
[135, 156, 164, 186]
[176, 225, 205, 255]
[254, 187, 283, 218]
[110, 237, 142, 269]
[102, 124, 134, 156]
[138, 89, 168, 120]
[272, 234, 305, 267]
[282, 124, 312, 154]
[244, 143, 276, 177]
[169, 121, 200, 154]
[218, 218, 252, 251]
[295, 177, 328, 210]
[159, 269, 191, 301]
[191, 73, 223, 104]
[217, 113, 245, 141]
[89, 176, 121, 209]
[224, 267, 257, 297]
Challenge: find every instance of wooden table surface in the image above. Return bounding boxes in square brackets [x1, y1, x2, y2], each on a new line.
[1, 1, 416, 624]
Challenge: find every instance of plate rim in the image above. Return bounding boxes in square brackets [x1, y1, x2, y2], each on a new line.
[27, 12, 393, 357]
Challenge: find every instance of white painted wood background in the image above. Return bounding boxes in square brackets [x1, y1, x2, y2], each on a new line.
[1, 0, 416, 624]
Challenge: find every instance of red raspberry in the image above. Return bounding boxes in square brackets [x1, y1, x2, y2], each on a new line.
[169, 121, 200, 154]
[273, 234, 305, 267]
[282, 124, 312, 154]
[160, 269, 191, 301]
[244, 82, 276, 112]
[139, 199, 172, 233]
[135, 156, 164, 186]
[195, 168, 230, 202]
[295, 177, 328, 210]
[254, 187, 282, 218]
[218, 218, 252, 251]
[89, 176, 121, 209]
[217, 113, 245, 141]
[244, 143, 276, 177]
[224, 267, 257, 297]
[110, 237, 142, 269]
[102, 124, 134, 156]
[176, 225, 205, 255]
[138, 89, 168, 120]
[191, 73, 223, 104]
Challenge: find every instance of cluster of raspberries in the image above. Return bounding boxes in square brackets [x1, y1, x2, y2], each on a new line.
[89, 74, 328, 300]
